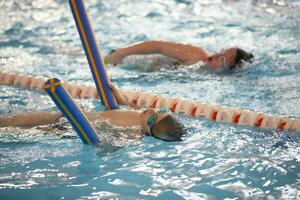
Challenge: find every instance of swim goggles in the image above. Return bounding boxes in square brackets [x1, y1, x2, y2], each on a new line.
[146, 108, 170, 137]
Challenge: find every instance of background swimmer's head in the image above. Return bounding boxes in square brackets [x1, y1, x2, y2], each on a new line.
[141, 108, 187, 142]
[232, 48, 254, 69]
[207, 48, 254, 69]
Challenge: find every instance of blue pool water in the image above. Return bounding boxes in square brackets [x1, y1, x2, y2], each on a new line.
[1, 0, 300, 199]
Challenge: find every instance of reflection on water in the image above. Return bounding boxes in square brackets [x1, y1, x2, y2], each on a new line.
[0, 0, 300, 199]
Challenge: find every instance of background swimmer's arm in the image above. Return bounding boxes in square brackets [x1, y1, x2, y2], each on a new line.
[105, 40, 209, 65]
[0, 112, 62, 127]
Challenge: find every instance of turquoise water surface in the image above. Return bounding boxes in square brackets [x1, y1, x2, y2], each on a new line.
[0, 0, 300, 199]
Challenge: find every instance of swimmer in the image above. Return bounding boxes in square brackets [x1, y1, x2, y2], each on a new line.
[105, 40, 254, 70]
[0, 84, 187, 142]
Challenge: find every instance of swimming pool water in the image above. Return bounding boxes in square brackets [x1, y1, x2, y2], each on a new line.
[0, 0, 300, 199]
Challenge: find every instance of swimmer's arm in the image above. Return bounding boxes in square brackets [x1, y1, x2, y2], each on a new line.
[0, 112, 62, 127]
[0, 112, 127, 128]
[0, 111, 119, 126]
[109, 83, 137, 108]
[85, 110, 141, 127]
[105, 40, 209, 65]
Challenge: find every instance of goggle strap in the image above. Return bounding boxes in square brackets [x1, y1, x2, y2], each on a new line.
[146, 113, 158, 136]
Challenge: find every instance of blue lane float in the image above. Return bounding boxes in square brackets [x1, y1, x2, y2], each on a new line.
[44, 78, 100, 145]
[69, 0, 119, 110]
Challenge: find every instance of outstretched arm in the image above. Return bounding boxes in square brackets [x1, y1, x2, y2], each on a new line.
[105, 40, 209, 65]
[0, 112, 118, 128]
[0, 112, 107, 128]
[0, 112, 63, 127]
[0, 110, 141, 128]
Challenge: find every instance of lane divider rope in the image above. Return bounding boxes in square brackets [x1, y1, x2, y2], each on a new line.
[1, 72, 299, 134]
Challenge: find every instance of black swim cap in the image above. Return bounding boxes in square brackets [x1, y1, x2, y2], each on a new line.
[231, 48, 254, 69]
[151, 114, 187, 142]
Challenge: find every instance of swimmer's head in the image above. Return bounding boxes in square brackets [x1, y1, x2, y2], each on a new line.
[233, 48, 254, 68]
[207, 48, 254, 69]
[141, 108, 187, 142]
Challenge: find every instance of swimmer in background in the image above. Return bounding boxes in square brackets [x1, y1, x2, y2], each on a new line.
[0, 84, 187, 142]
[104, 40, 254, 70]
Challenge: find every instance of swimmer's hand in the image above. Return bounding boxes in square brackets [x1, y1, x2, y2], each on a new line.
[109, 83, 129, 105]
[104, 50, 124, 65]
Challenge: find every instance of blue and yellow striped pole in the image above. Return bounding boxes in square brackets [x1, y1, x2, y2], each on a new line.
[44, 78, 100, 145]
[69, 0, 118, 110]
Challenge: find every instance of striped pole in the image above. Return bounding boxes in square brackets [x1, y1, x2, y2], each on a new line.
[44, 78, 100, 145]
[69, 0, 118, 110]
